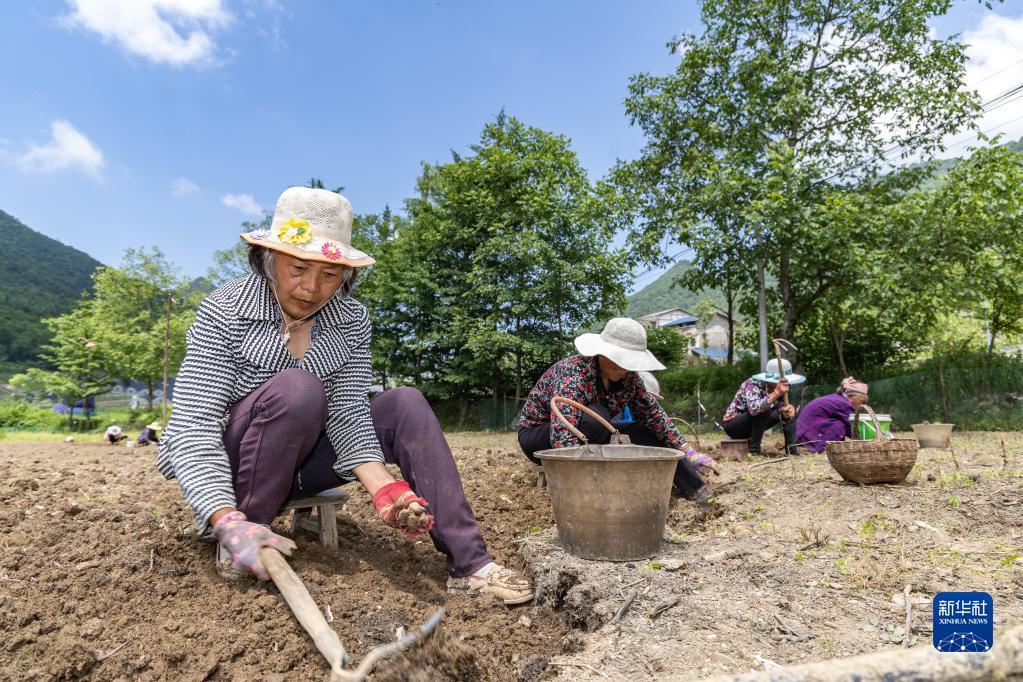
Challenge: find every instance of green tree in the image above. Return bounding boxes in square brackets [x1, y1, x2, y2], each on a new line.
[10, 309, 113, 429]
[618, 0, 983, 365]
[646, 325, 688, 367]
[90, 248, 199, 408]
[923, 144, 1023, 350]
[411, 114, 629, 403]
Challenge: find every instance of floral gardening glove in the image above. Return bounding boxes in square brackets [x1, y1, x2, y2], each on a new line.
[684, 447, 719, 476]
[212, 511, 297, 580]
[372, 481, 434, 539]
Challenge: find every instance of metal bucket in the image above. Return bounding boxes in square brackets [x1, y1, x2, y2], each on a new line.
[537, 443, 682, 561]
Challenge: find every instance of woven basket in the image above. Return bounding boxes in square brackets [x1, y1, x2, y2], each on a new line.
[826, 405, 918, 484]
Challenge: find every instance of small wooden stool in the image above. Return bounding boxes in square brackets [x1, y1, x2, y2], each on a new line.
[281, 489, 350, 549]
[717, 438, 749, 461]
[535, 465, 547, 489]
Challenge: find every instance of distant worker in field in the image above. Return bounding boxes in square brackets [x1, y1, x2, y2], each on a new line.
[157, 187, 531, 605]
[796, 377, 869, 453]
[722, 359, 803, 455]
[517, 318, 716, 501]
[136, 421, 161, 446]
[104, 424, 127, 445]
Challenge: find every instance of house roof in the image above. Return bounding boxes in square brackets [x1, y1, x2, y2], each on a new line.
[638, 307, 689, 320]
[662, 315, 698, 327]
[692, 347, 729, 359]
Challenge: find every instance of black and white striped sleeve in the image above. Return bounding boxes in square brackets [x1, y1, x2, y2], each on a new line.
[326, 310, 384, 479]
[160, 297, 239, 531]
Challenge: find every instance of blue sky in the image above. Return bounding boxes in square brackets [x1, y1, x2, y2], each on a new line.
[1, 1, 1021, 283]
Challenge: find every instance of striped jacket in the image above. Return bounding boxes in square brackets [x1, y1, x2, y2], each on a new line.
[157, 274, 383, 530]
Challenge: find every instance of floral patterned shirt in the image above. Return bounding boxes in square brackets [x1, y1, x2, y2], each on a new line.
[518, 355, 689, 450]
[723, 378, 780, 422]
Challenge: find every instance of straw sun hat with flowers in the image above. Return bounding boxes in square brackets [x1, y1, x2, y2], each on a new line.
[240, 187, 375, 268]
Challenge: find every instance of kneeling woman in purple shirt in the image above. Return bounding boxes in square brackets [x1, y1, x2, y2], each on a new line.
[796, 377, 869, 452]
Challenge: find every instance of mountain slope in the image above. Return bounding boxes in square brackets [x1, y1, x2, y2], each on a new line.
[0, 210, 102, 369]
[624, 261, 724, 318]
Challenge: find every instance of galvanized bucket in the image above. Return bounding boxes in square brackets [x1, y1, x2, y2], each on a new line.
[537, 397, 682, 561]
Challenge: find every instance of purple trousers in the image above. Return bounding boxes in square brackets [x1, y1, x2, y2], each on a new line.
[223, 369, 492, 577]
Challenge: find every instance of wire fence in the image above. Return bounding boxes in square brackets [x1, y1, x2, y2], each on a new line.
[663, 362, 1023, 433]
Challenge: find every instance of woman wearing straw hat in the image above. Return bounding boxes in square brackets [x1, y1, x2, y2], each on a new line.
[722, 359, 805, 455]
[104, 423, 127, 445]
[157, 187, 532, 605]
[517, 318, 716, 501]
[136, 421, 161, 446]
[796, 377, 869, 453]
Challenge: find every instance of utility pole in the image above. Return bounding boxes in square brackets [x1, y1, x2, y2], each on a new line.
[757, 261, 769, 370]
[162, 292, 174, 425]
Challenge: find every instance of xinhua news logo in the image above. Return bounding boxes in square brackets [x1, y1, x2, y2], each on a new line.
[933, 592, 993, 652]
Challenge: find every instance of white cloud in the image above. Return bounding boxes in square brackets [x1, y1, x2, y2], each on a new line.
[222, 193, 264, 215]
[942, 12, 1023, 154]
[64, 0, 232, 67]
[172, 177, 201, 197]
[17, 119, 105, 177]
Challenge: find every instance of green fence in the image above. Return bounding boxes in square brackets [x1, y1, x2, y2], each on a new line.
[662, 362, 1023, 433]
[416, 355, 1023, 433]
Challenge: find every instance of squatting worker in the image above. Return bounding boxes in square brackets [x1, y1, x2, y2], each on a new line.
[796, 377, 869, 452]
[518, 318, 716, 502]
[722, 359, 804, 455]
[157, 187, 532, 605]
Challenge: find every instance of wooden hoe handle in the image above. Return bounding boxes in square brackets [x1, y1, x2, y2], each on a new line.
[260, 547, 348, 677]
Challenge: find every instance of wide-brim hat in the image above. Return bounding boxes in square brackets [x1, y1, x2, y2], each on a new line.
[107, 425, 122, 436]
[240, 187, 375, 268]
[752, 358, 806, 385]
[574, 318, 666, 372]
[146, 421, 162, 430]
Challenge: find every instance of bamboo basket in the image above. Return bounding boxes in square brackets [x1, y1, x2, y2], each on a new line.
[826, 405, 918, 484]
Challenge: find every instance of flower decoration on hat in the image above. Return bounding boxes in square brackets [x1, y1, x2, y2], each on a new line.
[321, 242, 343, 261]
[277, 217, 312, 245]
[248, 229, 270, 241]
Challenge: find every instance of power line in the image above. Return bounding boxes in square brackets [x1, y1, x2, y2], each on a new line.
[816, 78, 1023, 185]
[969, 57, 1023, 90]
[630, 248, 694, 288]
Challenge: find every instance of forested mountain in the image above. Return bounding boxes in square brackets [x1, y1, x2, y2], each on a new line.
[0, 210, 101, 373]
[623, 261, 725, 318]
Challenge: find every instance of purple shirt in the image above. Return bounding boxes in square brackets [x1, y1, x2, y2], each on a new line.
[796, 393, 854, 452]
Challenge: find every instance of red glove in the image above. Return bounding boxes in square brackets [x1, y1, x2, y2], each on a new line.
[372, 481, 434, 539]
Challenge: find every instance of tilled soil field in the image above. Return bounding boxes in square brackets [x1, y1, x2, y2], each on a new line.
[0, 431, 1021, 681]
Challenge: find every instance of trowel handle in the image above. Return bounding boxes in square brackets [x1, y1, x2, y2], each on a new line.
[551, 396, 621, 444]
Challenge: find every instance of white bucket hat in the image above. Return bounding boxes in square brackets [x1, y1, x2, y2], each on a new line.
[574, 318, 666, 371]
[240, 187, 375, 268]
[752, 358, 806, 385]
[638, 371, 662, 400]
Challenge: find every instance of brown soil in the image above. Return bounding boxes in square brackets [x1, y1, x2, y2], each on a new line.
[521, 431, 1023, 680]
[0, 434, 564, 681]
[1, 431, 1021, 681]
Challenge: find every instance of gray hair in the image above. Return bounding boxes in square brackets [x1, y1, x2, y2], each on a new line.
[247, 244, 357, 297]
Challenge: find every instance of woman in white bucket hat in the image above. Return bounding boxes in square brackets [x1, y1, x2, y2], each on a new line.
[157, 187, 531, 604]
[518, 318, 716, 500]
[722, 358, 806, 455]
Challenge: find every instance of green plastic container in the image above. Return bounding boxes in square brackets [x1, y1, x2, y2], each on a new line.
[849, 413, 892, 440]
